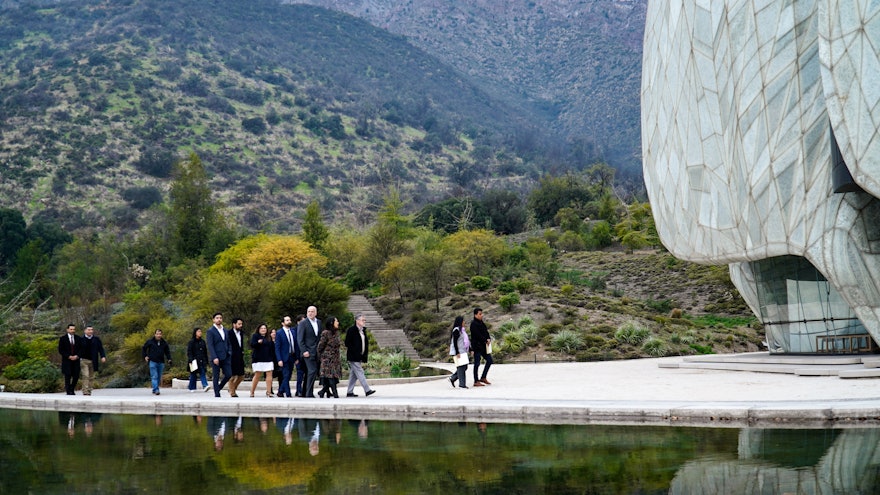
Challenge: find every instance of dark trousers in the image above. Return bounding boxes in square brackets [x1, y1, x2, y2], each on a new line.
[455, 364, 467, 387]
[295, 359, 306, 396]
[473, 349, 493, 381]
[63, 365, 80, 394]
[303, 355, 318, 397]
[212, 358, 232, 396]
[278, 359, 294, 397]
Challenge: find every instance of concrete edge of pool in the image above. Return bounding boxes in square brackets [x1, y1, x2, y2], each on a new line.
[2, 358, 879, 428]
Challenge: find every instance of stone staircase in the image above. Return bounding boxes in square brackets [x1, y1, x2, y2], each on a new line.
[660, 352, 880, 379]
[347, 295, 422, 362]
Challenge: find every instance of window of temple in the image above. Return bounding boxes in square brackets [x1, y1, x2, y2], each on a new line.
[751, 256, 872, 354]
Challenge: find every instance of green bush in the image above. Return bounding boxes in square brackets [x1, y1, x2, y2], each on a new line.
[497, 281, 516, 294]
[560, 284, 575, 296]
[498, 292, 520, 311]
[642, 337, 667, 357]
[614, 322, 651, 345]
[513, 278, 533, 294]
[550, 329, 585, 353]
[470, 276, 492, 291]
[452, 283, 469, 295]
[518, 315, 534, 327]
[3, 357, 61, 383]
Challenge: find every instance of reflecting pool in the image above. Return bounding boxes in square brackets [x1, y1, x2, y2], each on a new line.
[1, 409, 878, 493]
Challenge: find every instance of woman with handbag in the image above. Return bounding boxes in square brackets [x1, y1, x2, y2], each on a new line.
[249, 323, 276, 397]
[186, 327, 210, 392]
[448, 315, 470, 389]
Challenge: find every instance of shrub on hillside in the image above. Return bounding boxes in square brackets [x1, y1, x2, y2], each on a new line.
[2, 357, 61, 391]
[641, 337, 667, 357]
[614, 322, 651, 345]
[470, 276, 492, 291]
[498, 292, 520, 311]
[550, 329, 585, 353]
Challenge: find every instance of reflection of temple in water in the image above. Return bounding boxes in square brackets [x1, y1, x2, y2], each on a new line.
[670, 429, 880, 494]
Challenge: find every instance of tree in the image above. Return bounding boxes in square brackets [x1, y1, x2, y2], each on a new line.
[443, 229, 505, 276]
[411, 248, 453, 312]
[191, 270, 272, 325]
[52, 235, 127, 313]
[267, 271, 349, 323]
[480, 189, 528, 234]
[527, 174, 594, 226]
[0, 208, 27, 274]
[169, 152, 218, 260]
[302, 200, 329, 252]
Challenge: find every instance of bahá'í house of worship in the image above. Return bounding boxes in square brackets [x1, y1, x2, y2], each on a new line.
[642, 0, 880, 353]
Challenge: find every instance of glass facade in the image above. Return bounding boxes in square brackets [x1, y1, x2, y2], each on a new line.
[752, 256, 873, 354]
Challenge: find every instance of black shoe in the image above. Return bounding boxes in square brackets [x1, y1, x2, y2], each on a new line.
[346, 393, 358, 397]
[459, 386, 468, 389]
[365, 390, 376, 396]
[215, 393, 221, 398]
[318, 389, 325, 398]
[449, 376, 456, 388]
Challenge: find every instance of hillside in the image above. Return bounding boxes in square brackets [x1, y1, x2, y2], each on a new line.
[0, 0, 556, 234]
[289, 0, 648, 174]
[375, 249, 761, 362]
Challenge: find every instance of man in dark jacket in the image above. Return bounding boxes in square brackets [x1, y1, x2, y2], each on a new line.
[470, 307, 493, 386]
[79, 325, 107, 396]
[142, 329, 172, 395]
[58, 323, 82, 395]
[227, 317, 246, 397]
[344, 314, 376, 397]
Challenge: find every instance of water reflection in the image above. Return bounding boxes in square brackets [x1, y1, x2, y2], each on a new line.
[1, 409, 878, 493]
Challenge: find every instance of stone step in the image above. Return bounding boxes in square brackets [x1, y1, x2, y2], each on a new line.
[348, 295, 421, 361]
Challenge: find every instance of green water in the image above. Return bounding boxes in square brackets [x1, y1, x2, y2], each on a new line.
[1, 409, 876, 494]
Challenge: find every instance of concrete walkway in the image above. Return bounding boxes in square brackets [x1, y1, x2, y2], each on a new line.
[2, 356, 880, 427]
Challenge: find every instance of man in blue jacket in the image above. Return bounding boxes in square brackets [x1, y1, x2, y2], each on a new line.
[206, 312, 232, 397]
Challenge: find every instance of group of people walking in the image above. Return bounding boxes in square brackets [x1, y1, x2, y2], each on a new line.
[143, 306, 376, 398]
[58, 323, 107, 395]
[59, 306, 376, 398]
[449, 307, 494, 389]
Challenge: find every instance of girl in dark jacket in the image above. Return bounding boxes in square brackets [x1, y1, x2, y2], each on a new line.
[249, 323, 276, 397]
[186, 327, 210, 392]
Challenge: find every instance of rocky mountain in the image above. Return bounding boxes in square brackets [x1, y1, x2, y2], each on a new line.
[287, 0, 647, 173]
[0, 0, 561, 233]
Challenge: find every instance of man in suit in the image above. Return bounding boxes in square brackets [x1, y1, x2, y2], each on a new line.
[274, 315, 297, 398]
[206, 312, 232, 397]
[296, 306, 321, 398]
[58, 323, 81, 395]
[227, 317, 246, 397]
[79, 325, 107, 396]
[345, 314, 376, 397]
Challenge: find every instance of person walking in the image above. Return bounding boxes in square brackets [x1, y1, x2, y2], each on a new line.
[274, 316, 297, 398]
[316, 316, 342, 398]
[297, 306, 321, 398]
[227, 317, 246, 397]
[142, 329, 172, 395]
[186, 327, 210, 392]
[79, 325, 106, 396]
[469, 307, 493, 386]
[448, 315, 469, 389]
[344, 314, 375, 397]
[206, 313, 232, 397]
[249, 323, 276, 397]
[58, 323, 82, 395]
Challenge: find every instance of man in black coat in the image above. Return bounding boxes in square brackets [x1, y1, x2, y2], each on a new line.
[470, 307, 493, 386]
[79, 325, 107, 396]
[344, 314, 376, 397]
[58, 323, 82, 395]
[227, 317, 246, 397]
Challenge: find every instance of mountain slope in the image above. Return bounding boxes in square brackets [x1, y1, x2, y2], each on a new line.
[0, 0, 545, 233]
[287, 0, 647, 173]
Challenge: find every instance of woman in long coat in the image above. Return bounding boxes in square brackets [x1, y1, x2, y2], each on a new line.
[317, 316, 343, 398]
[186, 327, 210, 392]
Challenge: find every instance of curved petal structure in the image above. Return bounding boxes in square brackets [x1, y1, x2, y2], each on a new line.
[642, 0, 880, 352]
